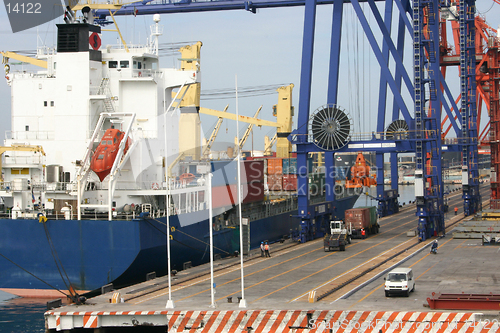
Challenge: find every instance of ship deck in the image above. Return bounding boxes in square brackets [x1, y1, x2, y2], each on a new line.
[44, 183, 500, 332]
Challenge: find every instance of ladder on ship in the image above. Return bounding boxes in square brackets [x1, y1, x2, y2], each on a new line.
[98, 78, 115, 113]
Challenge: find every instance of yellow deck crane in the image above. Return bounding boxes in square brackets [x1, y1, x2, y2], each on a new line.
[174, 40, 294, 158]
[199, 84, 295, 158]
[235, 106, 262, 152]
[202, 105, 229, 159]
[174, 42, 203, 160]
[264, 134, 277, 156]
[1, 51, 48, 69]
[273, 84, 294, 158]
[0, 144, 46, 182]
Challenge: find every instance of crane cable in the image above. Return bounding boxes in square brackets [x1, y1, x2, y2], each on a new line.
[147, 217, 231, 255]
[41, 219, 81, 303]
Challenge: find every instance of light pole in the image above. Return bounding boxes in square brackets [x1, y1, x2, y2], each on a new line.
[164, 102, 174, 310]
[236, 75, 246, 308]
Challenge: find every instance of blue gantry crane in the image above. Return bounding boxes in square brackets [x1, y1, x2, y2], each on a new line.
[89, 0, 480, 242]
[458, 0, 481, 217]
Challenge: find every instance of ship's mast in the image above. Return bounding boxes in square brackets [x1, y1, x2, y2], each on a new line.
[150, 14, 162, 56]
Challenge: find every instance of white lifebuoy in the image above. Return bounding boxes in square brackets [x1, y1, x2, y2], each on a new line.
[152, 182, 159, 190]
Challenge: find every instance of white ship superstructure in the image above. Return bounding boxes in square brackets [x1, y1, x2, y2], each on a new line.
[2, 16, 202, 218]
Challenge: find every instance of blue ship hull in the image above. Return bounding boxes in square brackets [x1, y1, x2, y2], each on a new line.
[0, 195, 358, 297]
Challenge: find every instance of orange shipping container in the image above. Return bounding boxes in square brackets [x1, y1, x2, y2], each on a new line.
[267, 158, 283, 175]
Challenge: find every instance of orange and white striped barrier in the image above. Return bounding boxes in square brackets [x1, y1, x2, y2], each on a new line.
[45, 310, 500, 332]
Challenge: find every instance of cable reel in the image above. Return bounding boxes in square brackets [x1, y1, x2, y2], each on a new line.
[385, 119, 409, 140]
[308, 104, 352, 150]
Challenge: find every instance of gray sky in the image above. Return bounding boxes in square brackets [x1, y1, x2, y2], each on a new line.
[1, 2, 499, 152]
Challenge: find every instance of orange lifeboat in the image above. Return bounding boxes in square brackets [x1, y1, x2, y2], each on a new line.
[179, 173, 196, 185]
[90, 128, 130, 182]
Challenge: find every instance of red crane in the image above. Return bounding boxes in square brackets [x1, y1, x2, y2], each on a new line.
[439, 10, 500, 206]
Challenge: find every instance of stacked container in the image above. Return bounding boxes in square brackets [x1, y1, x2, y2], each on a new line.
[266, 158, 283, 191]
[282, 174, 297, 191]
[210, 160, 264, 208]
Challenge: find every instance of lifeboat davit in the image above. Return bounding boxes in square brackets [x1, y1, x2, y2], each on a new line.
[90, 128, 130, 182]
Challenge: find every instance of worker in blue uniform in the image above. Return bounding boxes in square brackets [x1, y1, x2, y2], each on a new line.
[430, 240, 438, 254]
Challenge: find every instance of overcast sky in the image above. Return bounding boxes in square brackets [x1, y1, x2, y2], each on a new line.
[1, 2, 499, 153]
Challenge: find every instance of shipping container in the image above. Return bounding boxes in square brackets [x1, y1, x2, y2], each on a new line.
[243, 181, 265, 204]
[243, 160, 264, 182]
[282, 174, 297, 191]
[267, 174, 283, 191]
[267, 158, 283, 175]
[345, 206, 379, 238]
[211, 160, 264, 187]
[358, 206, 378, 225]
[283, 158, 297, 174]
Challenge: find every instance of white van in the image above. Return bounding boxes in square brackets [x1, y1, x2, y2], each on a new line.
[384, 268, 415, 297]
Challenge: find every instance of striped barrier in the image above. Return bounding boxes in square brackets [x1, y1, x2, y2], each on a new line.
[45, 310, 500, 332]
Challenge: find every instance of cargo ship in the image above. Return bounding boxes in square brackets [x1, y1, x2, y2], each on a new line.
[0, 14, 359, 298]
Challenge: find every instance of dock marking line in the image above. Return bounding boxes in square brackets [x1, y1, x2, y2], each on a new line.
[346, 237, 456, 308]
[133, 238, 328, 304]
[289, 237, 415, 302]
[133, 194, 468, 305]
[250, 224, 422, 304]
[135, 216, 414, 304]
[288, 215, 429, 303]
[235, 216, 422, 303]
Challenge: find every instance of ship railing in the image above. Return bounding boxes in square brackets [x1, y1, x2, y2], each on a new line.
[3, 155, 44, 166]
[36, 46, 56, 57]
[44, 181, 76, 192]
[168, 178, 205, 190]
[10, 72, 50, 79]
[239, 197, 298, 222]
[0, 182, 12, 191]
[6, 130, 54, 140]
[106, 43, 151, 51]
[0, 181, 77, 193]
